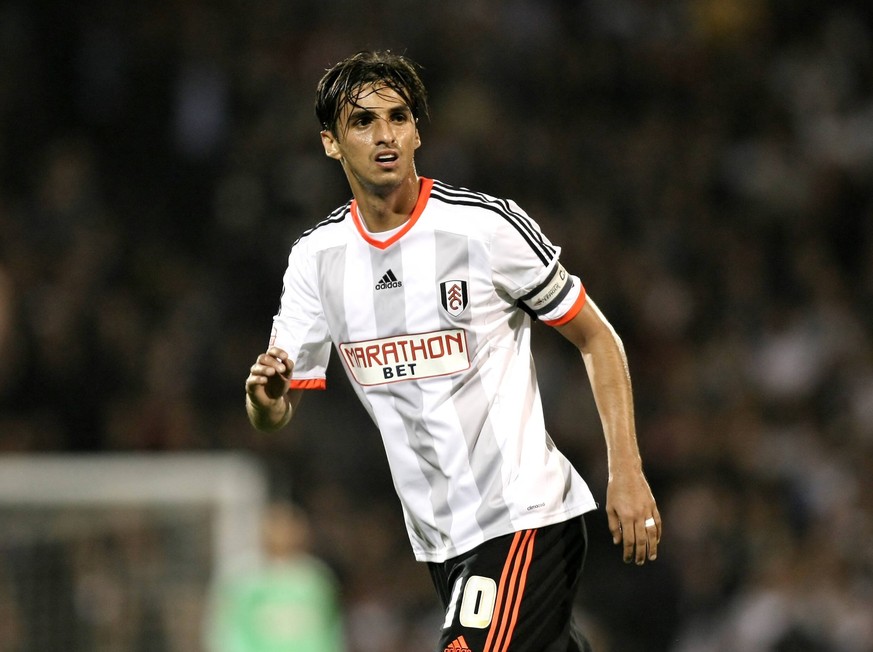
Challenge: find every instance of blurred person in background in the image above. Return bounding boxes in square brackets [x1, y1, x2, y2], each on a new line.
[205, 501, 345, 652]
[245, 50, 659, 652]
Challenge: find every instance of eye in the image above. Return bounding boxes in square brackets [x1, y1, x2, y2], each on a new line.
[354, 115, 373, 127]
[391, 112, 409, 123]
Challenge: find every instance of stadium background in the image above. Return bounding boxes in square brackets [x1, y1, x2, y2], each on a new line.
[1, 0, 872, 650]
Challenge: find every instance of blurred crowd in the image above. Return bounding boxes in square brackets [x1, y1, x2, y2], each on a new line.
[1, 0, 872, 650]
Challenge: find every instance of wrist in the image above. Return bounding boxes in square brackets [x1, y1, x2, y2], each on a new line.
[247, 394, 290, 431]
[608, 455, 643, 478]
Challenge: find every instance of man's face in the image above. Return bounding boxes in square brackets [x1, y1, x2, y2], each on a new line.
[321, 83, 421, 194]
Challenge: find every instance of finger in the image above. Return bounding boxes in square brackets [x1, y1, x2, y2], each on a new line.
[246, 373, 285, 402]
[253, 357, 287, 377]
[624, 523, 641, 564]
[260, 352, 293, 377]
[607, 510, 622, 545]
[276, 355, 294, 378]
[266, 346, 287, 359]
[645, 513, 662, 561]
[647, 533, 658, 562]
[245, 374, 267, 388]
[245, 379, 264, 404]
[256, 355, 281, 371]
[245, 376, 270, 403]
[634, 520, 657, 566]
[265, 347, 291, 370]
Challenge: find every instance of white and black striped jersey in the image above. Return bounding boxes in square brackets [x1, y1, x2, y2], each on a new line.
[270, 178, 597, 562]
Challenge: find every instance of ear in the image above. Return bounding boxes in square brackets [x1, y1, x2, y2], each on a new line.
[321, 130, 342, 160]
[414, 126, 421, 150]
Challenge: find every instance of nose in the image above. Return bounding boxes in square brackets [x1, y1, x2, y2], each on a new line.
[373, 116, 396, 145]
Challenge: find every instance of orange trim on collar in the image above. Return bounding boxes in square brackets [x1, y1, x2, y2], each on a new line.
[350, 177, 434, 250]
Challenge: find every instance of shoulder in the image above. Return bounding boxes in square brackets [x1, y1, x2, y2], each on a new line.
[291, 201, 353, 250]
[429, 179, 535, 227]
[428, 180, 550, 255]
[429, 179, 512, 213]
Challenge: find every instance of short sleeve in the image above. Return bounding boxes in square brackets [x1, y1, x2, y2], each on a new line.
[490, 199, 586, 326]
[270, 240, 332, 389]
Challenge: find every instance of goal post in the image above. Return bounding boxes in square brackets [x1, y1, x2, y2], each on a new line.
[0, 453, 269, 651]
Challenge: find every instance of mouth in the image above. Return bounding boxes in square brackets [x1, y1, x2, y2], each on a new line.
[374, 150, 399, 166]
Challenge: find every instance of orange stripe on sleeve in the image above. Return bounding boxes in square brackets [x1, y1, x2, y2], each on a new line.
[289, 378, 326, 390]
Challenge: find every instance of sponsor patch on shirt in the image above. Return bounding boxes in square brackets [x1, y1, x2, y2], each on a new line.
[339, 329, 470, 385]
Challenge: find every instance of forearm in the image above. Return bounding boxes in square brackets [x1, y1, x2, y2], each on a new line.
[580, 326, 642, 476]
[558, 297, 660, 562]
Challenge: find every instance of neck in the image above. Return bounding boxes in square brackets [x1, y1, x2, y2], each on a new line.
[353, 175, 421, 232]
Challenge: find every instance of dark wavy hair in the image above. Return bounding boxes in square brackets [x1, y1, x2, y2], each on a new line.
[315, 50, 429, 137]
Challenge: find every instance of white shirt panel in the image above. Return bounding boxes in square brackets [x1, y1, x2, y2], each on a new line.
[342, 244, 380, 340]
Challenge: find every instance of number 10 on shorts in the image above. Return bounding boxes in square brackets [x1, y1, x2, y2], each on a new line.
[443, 575, 497, 629]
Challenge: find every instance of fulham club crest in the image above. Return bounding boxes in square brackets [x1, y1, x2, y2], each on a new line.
[440, 280, 468, 317]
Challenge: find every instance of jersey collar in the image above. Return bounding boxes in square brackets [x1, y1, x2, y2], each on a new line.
[351, 177, 434, 250]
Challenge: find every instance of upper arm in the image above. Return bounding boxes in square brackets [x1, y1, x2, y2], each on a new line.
[272, 241, 333, 387]
[555, 296, 616, 352]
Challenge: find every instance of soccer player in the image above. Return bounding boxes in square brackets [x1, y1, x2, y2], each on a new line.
[245, 50, 661, 652]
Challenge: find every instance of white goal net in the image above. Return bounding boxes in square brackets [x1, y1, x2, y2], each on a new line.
[0, 453, 268, 652]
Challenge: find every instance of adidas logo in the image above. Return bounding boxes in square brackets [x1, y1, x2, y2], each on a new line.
[375, 269, 403, 290]
[444, 635, 472, 652]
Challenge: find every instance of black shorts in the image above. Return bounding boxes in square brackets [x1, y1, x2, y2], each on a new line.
[428, 515, 592, 652]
